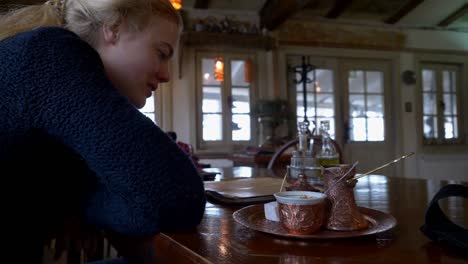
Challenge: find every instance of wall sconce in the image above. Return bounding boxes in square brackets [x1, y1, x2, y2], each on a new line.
[244, 58, 252, 83]
[170, 0, 182, 10]
[214, 56, 224, 82]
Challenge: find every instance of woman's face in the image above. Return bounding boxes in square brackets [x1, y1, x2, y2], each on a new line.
[97, 16, 179, 108]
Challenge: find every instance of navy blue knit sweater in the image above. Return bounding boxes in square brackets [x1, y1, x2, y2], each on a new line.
[0, 27, 205, 258]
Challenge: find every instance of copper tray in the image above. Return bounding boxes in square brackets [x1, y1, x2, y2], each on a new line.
[233, 204, 397, 239]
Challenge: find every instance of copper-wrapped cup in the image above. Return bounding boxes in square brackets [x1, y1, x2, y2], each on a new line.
[323, 164, 368, 231]
[274, 191, 326, 235]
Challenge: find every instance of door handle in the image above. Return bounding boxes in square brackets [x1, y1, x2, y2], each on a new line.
[227, 95, 233, 109]
[344, 120, 350, 143]
[439, 100, 445, 111]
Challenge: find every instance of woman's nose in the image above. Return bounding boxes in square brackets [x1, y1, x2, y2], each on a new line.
[157, 62, 170, 83]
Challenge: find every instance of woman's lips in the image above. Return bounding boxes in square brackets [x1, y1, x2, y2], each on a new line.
[146, 83, 158, 97]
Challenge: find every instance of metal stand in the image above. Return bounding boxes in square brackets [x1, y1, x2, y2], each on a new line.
[291, 56, 316, 132]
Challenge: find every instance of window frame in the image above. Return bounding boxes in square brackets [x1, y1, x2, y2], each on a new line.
[293, 68, 337, 138]
[195, 51, 257, 152]
[414, 53, 468, 153]
[420, 63, 462, 145]
[346, 69, 386, 142]
[139, 94, 157, 124]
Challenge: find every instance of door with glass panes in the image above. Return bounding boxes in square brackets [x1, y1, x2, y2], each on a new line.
[197, 52, 255, 151]
[287, 56, 341, 139]
[421, 63, 461, 144]
[288, 56, 394, 175]
[340, 60, 394, 175]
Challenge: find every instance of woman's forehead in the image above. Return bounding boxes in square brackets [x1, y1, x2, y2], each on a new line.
[145, 17, 179, 45]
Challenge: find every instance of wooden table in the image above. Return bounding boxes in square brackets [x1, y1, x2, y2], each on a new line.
[231, 153, 291, 168]
[154, 167, 468, 263]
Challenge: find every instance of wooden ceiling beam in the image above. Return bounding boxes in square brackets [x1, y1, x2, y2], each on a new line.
[0, 0, 43, 5]
[325, 0, 352, 19]
[260, 0, 313, 30]
[438, 3, 468, 27]
[384, 0, 424, 24]
[194, 0, 210, 9]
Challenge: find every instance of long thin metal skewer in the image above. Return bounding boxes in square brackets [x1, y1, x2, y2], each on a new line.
[279, 168, 289, 192]
[346, 152, 415, 185]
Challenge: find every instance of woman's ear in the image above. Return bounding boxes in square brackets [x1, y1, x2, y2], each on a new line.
[101, 23, 120, 45]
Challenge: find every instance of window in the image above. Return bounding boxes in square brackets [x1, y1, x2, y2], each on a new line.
[291, 68, 385, 142]
[295, 68, 336, 138]
[287, 55, 392, 150]
[140, 95, 157, 124]
[197, 53, 255, 151]
[421, 64, 461, 144]
[348, 70, 385, 142]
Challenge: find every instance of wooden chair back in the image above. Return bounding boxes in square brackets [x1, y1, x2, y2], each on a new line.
[267, 136, 343, 170]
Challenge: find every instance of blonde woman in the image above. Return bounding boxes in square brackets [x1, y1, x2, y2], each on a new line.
[0, 0, 205, 263]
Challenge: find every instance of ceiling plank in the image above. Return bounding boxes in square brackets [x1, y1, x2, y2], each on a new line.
[260, 0, 313, 30]
[0, 0, 43, 5]
[384, 0, 424, 24]
[325, 0, 352, 19]
[194, 0, 210, 9]
[438, 3, 468, 27]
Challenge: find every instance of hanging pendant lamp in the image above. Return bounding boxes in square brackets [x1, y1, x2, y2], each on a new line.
[170, 0, 182, 10]
[214, 56, 224, 82]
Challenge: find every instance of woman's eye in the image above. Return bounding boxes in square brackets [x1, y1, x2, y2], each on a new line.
[157, 50, 169, 61]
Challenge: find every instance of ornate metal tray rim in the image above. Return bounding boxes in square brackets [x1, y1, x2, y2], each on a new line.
[233, 204, 397, 239]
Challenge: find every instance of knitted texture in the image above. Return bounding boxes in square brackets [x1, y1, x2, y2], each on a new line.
[0, 27, 206, 239]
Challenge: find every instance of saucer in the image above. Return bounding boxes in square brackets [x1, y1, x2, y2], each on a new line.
[233, 204, 397, 239]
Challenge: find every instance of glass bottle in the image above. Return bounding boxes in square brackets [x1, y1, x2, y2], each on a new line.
[297, 122, 309, 153]
[291, 122, 322, 184]
[289, 122, 308, 182]
[317, 120, 340, 166]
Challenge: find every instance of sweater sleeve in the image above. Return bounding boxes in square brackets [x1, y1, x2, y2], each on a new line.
[20, 28, 206, 236]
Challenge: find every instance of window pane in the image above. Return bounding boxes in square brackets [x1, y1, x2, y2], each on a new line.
[349, 95, 365, 117]
[311, 69, 334, 93]
[350, 117, 366, 141]
[203, 114, 222, 141]
[232, 114, 251, 141]
[231, 60, 249, 86]
[296, 93, 315, 117]
[367, 95, 384, 118]
[140, 95, 155, 112]
[423, 93, 437, 115]
[367, 118, 384, 141]
[316, 94, 334, 117]
[443, 71, 456, 93]
[423, 116, 437, 139]
[348, 71, 364, 93]
[296, 109, 314, 119]
[202, 58, 221, 85]
[444, 116, 458, 139]
[443, 93, 457, 115]
[296, 117, 304, 128]
[296, 68, 335, 131]
[297, 83, 315, 93]
[366, 71, 383, 93]
[317, 118, 336, 139]
[142, 113, 156, 123]
[422, 70, 436, 92]
[232, 88, 250, 114]
[139, 95, 157, 124]
[202, 87, 222, 113]
[295, 118, 324, 135]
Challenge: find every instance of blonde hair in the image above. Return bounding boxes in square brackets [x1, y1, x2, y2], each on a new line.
[0, 0, 182, 44]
